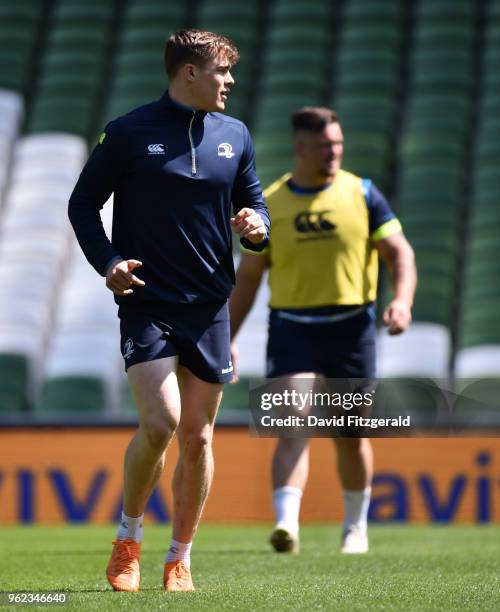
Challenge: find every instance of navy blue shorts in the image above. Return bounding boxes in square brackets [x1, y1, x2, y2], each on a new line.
[118, 301, 233, 384]
[266, 305, 376, 379]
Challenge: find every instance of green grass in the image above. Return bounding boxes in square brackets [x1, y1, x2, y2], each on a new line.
[0, 525, 499, 610]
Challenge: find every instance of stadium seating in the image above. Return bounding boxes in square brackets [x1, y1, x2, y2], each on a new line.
[37, 196, 122, 413]
[253, 0, 336, 187]
[0, 0, 499, 422]
[377, 324, 450, 379]
[102, 0, 187, 127]
[0, 90, 24, 211]
[455, 2, 500, 387]
[28, 0, 118, 139]
[0, 0, 46, 95]
[0, 133, 86, 412]
[196, 0, 262, 124]
[330, 0, 405, 193]
[378, 0, 479, 381]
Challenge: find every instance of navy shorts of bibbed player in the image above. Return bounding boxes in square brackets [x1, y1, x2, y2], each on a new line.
[266, 304, 376, 379]
[119, 301, 233, 384]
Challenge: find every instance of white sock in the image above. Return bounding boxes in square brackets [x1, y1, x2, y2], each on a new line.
[116, 512, 144, 542]
[166, 539, 193, 568]
[342, 487, 371, 534]
[273, 486, 303, 534]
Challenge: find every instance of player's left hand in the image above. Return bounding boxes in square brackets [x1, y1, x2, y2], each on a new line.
[383, 299, 412, 335]
[230, 208, 267, 244]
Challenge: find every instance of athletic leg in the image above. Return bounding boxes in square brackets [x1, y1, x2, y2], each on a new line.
[163, 365, 223, 591]
[334, 438, 373, 553]
[171, 364, 222, 542]
[107, 356, 180, 591]
[270, 372, 316, 553]
[124, 357, 181, 516]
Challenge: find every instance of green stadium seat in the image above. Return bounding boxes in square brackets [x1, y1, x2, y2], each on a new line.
[416, 0, 477, 23]
[125, 3, 184, 25]
[412, 49, 474, 76]
[0, 354, 30, 412]
[413, 24, 476, 50]
[337, 49, 400, 78]
[400, 131, 466, 165]
[412, 290, 454, 327]
[37, 377, 106, 412]
[340, 26, 403, 53]
[37, 74, 102, 98]
[46, 28, 110, 54]
[0, 1, 45, 94]
[343, 0, 404, 25]
[411, 66, 475, 95]
[0, 1, 42, 25]
[410, 250, 457, 278]
[337, 71, 400, 98]
[268, 26, 331, 52]
[113, 52, 165, 79]
[112, 74, 166, 98]
[334, 96, 397, 133]
[218, 378, 249, 423]
[271, 1, 333, 25]
[484, 24, 500, 50]
[28, 97, 97, 137]
[41, 51, 103, 76]
[51, 3, 115, 27]
[120, 28, 172, 53]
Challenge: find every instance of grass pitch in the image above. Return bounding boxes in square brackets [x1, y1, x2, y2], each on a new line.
[0, 524, 499, 610]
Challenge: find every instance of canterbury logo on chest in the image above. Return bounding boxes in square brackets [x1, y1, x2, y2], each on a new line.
[294, 210, 336, 234]
[148, 143, 165, 155]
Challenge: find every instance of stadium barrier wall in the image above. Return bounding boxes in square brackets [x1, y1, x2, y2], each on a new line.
[0, 428, 499, 524]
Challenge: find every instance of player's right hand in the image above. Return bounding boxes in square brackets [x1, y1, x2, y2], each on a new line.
[105, 259, 145, 296]
[229, 340, 240, 384]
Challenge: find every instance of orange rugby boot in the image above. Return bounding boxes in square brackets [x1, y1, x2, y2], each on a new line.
[106, 539, 141, 592]
[163, 560, 195, 592]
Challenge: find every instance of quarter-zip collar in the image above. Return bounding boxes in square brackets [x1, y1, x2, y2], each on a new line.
[160, 90, 206, 119]
[160, 91, 205, 175]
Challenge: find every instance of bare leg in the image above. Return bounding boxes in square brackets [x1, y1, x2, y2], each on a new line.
[335, 437, 373, 552]
[272, 373, 317, 490]
[272, 438, 310, 489]
[333, 437, 373, 490]
[124, 357, 181, 516]
[171, 365, 223, 543]
[269, 374, 317, 552]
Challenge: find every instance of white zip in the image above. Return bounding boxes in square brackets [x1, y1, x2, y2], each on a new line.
[188, 113, 197, 175]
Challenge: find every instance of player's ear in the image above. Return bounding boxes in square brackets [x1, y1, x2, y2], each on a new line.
[183, 63, 198, 82]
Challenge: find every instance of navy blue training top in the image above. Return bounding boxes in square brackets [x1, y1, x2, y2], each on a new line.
[68, 91, 270, 308]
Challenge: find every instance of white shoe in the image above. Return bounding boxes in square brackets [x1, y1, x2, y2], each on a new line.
[270, 522, 300, 554]
[341, 527, 368, 554]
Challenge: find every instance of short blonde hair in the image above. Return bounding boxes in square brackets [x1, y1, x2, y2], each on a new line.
[165, 29, 239, 78]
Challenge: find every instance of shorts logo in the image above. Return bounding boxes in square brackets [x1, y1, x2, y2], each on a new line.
[294, 210, 336, 233]
[148, 143, 165, 155]
[221, 360, 233, 375]
[123, 339, 135, 360]
[217, 142, 234, 158]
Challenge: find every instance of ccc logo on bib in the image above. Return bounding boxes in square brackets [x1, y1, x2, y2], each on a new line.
[294, 210, 336, 233]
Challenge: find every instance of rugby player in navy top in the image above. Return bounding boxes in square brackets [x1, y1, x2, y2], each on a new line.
[69, 29, 269, 593]
[230, 107, 416, 555]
